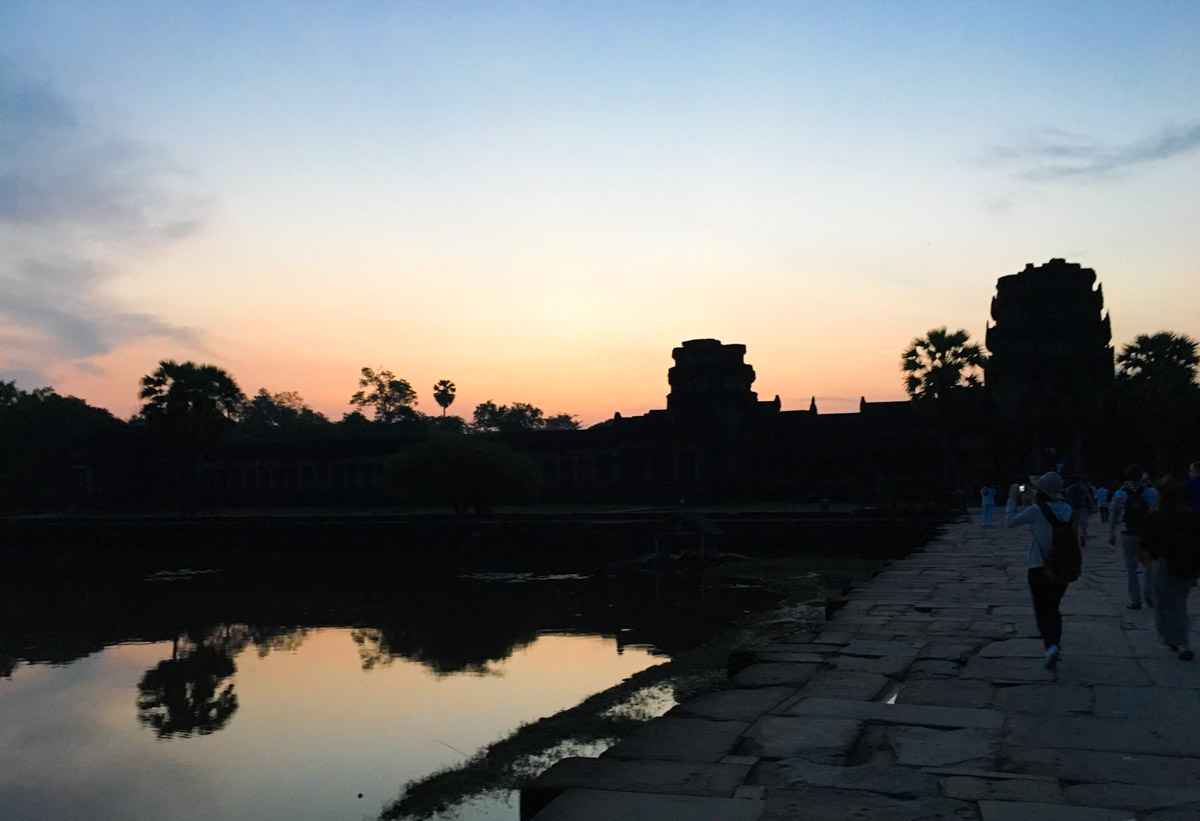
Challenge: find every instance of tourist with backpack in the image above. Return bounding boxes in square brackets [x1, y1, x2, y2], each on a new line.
[1110, 464, 1158, 610]
[1006, 471, 1078, 669]
[1142, 473, 1199, 661]
[1096, 484, 1110, 523]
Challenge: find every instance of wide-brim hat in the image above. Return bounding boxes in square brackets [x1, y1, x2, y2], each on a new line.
[1029, 471, 1064, 498]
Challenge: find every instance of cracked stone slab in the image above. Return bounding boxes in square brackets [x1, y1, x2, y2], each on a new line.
[889, 726, 999, 768]
[940, 775, 1065, 803]
[960, 657, 1057, 682]
[603, 718, 750, 763]
[760, 786, 974, 820]
[1063, 783, 1200, 812]
[895, 679, 995, 709]
[731, 663, 820, 688]
[532, 788, 765, 821]
[979, 639, 1047, 657]
[785, 697, 1003, 729]
[670, 687, 797, 722]
[751, 760, 940, 798]
[978, 802, 1135, 821]
[992, 684, 1092, 715]
[521, 758, 753, 819]
[1001, 745, 1200, 788]
[1007, 714, 1200, 757]
[738, 716, 863, 763]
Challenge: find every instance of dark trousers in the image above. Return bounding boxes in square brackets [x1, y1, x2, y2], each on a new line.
[1028, 567, 1068, 648]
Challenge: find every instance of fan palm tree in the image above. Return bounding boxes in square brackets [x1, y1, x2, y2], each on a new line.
[432, 380, 456, 416]
[1116, 332, 1199, 394]
[901, 327, 986, 401]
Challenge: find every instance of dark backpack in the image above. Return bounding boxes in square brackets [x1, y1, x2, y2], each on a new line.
[1123, 487, 1150, 534]
[1037, 501, 1082, 585]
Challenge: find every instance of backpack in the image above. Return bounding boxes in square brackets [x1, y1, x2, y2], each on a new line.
[1123, 487, 1150, 534]
[1066, 483, 1090, 510]
[1037, 500, 1082, 585]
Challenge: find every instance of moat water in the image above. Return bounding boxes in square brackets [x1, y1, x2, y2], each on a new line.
[0, 551, 786, 821]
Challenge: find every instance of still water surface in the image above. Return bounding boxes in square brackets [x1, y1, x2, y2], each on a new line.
[1, 557, 781, 821]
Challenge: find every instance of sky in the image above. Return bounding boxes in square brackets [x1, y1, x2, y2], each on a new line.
[2, 1, 1198, 425]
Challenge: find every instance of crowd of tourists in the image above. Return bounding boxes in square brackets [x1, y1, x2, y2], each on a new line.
[980, 462, 1200, 669]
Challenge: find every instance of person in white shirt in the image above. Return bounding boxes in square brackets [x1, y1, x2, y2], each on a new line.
[1007, 471, 1074, 669]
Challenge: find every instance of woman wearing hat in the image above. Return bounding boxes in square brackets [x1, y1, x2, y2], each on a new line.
[1006, 471, 1075, 668]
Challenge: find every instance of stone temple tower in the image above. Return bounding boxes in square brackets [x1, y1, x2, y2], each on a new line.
[985, 258, 1113, 414]
[667, 339, 757, 413]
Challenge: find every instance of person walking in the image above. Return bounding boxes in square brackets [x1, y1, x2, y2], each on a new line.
[980, 484, 997, 527]
[1065, 475, 1094, 546]
[1110, 465, 1158, 610]
[1007, 471, 1074, 669]
[1185, 462, 1200, 519]
[1096, 484, 1110, 524]
[1142, 473, 1200, 661]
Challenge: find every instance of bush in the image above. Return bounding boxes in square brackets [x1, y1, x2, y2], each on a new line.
[386, 435, 540, 513]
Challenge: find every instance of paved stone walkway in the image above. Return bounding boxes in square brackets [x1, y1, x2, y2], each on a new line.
[522, 515, 1200, 820]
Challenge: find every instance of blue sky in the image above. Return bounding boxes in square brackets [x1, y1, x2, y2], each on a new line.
[2, 1, 1198, 421]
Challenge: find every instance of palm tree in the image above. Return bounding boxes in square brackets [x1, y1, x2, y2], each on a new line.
[1116, 332, 1199, 393]
[1116, 332, 1199, 467]
[900, 327, 986, 401]
[432, 380, 456, 416]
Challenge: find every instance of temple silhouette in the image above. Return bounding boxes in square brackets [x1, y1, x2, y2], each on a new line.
[64, 258, 1135, 509]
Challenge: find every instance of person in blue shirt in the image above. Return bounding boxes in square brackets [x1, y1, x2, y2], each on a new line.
[1007, 471, 1074, 669]
[980, 484, 996, 526]
[1110, 464, 1159, 610]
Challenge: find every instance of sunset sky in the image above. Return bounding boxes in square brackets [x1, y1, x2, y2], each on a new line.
[2, 2, 1198, 424]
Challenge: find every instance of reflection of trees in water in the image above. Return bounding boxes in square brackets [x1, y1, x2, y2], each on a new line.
[136, 623, 308, 738]
[137, 645, 237, 738]
[350, 617, 538, 677]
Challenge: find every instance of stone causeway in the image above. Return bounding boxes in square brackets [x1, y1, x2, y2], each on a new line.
[521, 515, 1200, 820]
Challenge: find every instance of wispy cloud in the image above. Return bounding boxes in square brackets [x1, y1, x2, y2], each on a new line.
[0, 62, 205, 387]
[981, 122, 1200, 182]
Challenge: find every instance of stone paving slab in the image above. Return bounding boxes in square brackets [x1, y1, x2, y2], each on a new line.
[532, 788, 765, 821]
[940, 774, 1066, 803]
[1006, 714, 1200, 757]
[784, 696, 1004, 729]
[730, 662, 819, 688]
[978, 802, 1135, 821]
[737, 716, 863, 763]
[669, 687, 797, 722]
[521, 758, 753, 819]
[790, 670, 890, 701]
[889, 726, 999, 767]
[1001, 745, 1200, 787]
[895, 679, 996, 708]
[603, 718, 750, 762]
[750, 760, 940, 798]
[1063, 784, 1200, 813]
[760, 787, 974, 820]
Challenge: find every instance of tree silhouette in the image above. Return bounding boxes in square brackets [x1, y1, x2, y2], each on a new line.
[472, 401, 545, 432]
[138, 360, 245, 513]
[349, 367, 417, 423]
[901, 327, 986, 401]
[136, 644, 238, 738]
[1116, 332, 1199, 393]
[386, 434, 540, 513]
[432, 380, 457, 417]
[544, 413, 581, 431]
[1115, 332, 1199, 468]
[139, 360, 246, 430]
[241, 388, 328, 433]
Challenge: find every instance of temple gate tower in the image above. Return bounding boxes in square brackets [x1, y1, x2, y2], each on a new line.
[985, 259, 1113, 470]
[985, 258, 1113, 409]
[666, 339, 758, 413]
